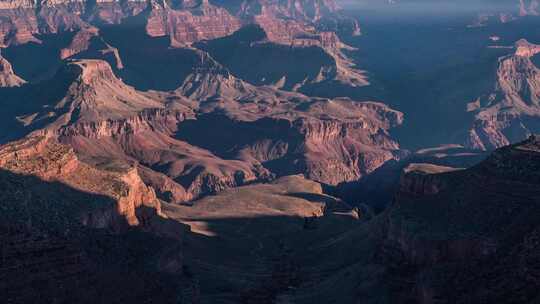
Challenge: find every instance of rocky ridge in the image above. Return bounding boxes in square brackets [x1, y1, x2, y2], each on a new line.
[379, 135, 540, 303]
[176, 53, 402, 185]
[0, 135, 189, 304]
[0, 135, 162, 228]
[0, 0, 366, 89]
[466, 39, 540, 150]
[1, 56, 403, 203]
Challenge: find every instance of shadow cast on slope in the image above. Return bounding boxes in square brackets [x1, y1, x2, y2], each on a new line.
[2, 33, 76, 82]
[0, 66, 79, 144]
[196, 25, 336, 90]
[0, 169, 187, 304]
[175, 211, 367, 304]
[99, 15, 202, 91]
[175, 112, 302, 160]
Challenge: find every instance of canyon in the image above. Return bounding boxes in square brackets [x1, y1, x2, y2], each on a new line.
[466, 39, 540, 150]
[1, 1, 540, 303]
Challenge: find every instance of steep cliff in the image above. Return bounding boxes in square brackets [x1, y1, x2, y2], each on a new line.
[466, 39, 540, 150]
[0, 0, 365, 89]
[60, 27, 124, 69]
[0, 135, 189, 303]
[2, 59, 274, 202]
[146, 0, 243, 46]
[379, 135, 540, 303]
[0, 135, 162, 228]
[176, 55, 403, 185]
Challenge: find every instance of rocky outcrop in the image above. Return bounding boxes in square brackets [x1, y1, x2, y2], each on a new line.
[379, 135, 540, 303]
[465, 39, 540, 150]
[178, 50, 254, 101]
[247, 3, 368, 88]
[0, 0, 365, 88]
[60, 28, 101, 59]
[146, 0, 243, 47]
[0, 135, 189, 303]
[175, 60, 404, 185]
[59, 27, 124, 69]
[0, 135, 162, 228]
[44, 59, 163, 125]
[398, 163, 458, 196]
[9, 59, 273, 203]
[0, 51, 25, 86]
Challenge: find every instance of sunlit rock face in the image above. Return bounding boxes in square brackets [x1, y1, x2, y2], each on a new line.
[0, 136, 162, 228]
[0, 0, 364, 89]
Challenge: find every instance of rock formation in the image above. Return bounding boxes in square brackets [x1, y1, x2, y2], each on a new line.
[379, 135, 540, 303]
[176, 53, 403, 185]
[466, 39, 540, 150]
[0, 54, 402, 202]
[60, 27, 124, 69]
[0, 136, 189, 303]
[0, 0, 365, 90]
[0, 135, 162, 228]
[146, 0, 243, 46]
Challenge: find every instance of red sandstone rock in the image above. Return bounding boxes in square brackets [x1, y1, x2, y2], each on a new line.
[177, 53, 402, 185]
[0, 0, 364, 88]
[0, 135, 162, 228]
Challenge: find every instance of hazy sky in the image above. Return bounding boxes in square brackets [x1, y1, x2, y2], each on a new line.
[338, 0, 520, 14]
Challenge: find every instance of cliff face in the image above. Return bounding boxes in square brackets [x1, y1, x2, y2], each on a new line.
[289, 101, 403, 184]
[1, 56, 402, 201]
[0, 0, 355, 45]
[379, 135, 540, 303]
[0, 0, 364, 88]
[0, 135, 189, 303]
[397, 163, 458, 196]
[0, 135, 162, 228]
[176, 54, 403, 185]
[146, 0, 243, 46]
[466, 39, 540, 150]
[59, 27, 124, 69]
[4, 58, 273, 203]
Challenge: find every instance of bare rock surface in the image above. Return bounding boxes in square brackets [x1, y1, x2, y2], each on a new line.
[466, 39, 540, 150]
